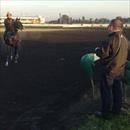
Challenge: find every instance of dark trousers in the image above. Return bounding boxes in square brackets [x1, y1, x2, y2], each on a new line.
[100, 75, 123, 115]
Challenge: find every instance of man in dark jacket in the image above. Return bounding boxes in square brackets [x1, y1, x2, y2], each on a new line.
[95, 17, 130, 119]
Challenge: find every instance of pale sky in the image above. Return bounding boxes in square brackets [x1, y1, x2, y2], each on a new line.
[0, 0, 130, 21]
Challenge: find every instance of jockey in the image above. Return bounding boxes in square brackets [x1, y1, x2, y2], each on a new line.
[4, 12, 16, 41]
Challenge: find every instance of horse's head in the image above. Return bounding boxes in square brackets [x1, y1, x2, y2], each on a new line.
[14, 18, 23, 31]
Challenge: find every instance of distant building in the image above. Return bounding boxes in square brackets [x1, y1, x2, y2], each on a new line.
[59, 14, 72, 24]
[0, 16, 45, 24]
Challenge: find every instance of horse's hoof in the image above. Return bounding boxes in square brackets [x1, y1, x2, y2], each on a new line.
[10, 56, 13, 61]
[5, 61, 9, 67]
[15, 54, 19, 59]
[14, 60, 18, 64]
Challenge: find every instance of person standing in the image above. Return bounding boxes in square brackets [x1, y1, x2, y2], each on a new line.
[95, 17, 130, 119]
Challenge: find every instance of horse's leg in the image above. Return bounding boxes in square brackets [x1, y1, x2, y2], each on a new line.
[10, 47, 13, 61]
[14, 44, 19, 63]
[13, 33, 21, 63]
[5, 45, 11, 66]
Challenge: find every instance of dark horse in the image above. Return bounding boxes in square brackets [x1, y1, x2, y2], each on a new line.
[4, 18, 23, 66]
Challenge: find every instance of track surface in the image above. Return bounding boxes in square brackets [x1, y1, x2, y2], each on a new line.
[0, 29, 130, 130]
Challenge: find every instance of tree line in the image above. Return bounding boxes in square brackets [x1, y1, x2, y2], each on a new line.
[49, 17, 130, 24]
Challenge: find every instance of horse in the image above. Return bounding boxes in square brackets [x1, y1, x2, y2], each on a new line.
[4, 18, 23, 66]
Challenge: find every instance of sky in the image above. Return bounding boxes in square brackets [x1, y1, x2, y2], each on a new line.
[0, 0, 130, 21]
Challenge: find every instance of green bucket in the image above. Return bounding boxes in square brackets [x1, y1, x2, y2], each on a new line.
[80, 54, 130, 86]
[80, 53, 95, 79]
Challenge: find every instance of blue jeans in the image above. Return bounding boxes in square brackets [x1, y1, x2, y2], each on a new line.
[100, 74, 123, 115]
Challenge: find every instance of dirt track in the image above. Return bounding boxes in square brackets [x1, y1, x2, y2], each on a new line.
[0, 29, 130, 130]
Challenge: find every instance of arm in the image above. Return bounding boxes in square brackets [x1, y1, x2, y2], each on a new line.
[4, 19, 8, 30]
[95, 40, 110, 59]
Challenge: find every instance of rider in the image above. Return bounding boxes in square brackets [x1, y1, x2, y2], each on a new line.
[4, 13, 23, 66]
[4, 12, 16, 43]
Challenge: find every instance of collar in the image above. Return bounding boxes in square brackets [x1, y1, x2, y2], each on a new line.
[108, 32, 116, 37]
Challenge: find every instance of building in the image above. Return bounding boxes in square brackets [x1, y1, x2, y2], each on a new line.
[59, 14, 72, 24]
[0, 16, 45, 24]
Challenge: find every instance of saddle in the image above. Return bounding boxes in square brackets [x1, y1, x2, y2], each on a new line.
[5, 33, 19, 47]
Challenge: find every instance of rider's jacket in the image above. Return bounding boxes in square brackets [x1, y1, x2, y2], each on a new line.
[4, 18, 15, 39]
[97, 32, 130, 79]
[4, 18, 15, 32]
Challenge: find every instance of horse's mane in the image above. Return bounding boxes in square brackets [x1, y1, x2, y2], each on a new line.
[14, 20, 23, 32]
